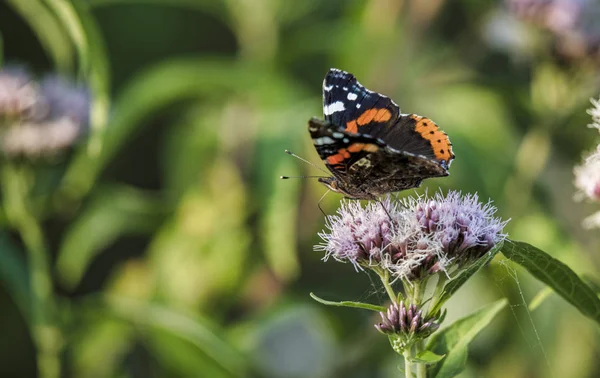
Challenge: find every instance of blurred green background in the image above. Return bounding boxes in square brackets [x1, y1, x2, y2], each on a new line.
[1, 0, 600, 377]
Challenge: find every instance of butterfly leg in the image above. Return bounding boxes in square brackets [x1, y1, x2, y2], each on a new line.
[317, 189, 331, 216]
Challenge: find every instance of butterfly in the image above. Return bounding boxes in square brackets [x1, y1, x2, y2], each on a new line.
[308, 68, 454, 200]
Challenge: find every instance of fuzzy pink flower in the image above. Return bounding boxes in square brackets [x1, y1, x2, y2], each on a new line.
[316, 191, 508, 280]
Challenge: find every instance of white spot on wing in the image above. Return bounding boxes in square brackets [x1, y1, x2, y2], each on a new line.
[314, 136, 335, 145]
[323, 84, 333, 91]
[343, 87, 348, 91]
[356, 104, 361, 108]
[323, 101, 345, 115]
[347, 93, 358, 101]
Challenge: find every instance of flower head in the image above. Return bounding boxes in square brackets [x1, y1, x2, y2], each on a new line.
[574, 146, 600, 202]
[588, 96, 600, 132]
[0, 67, 41, 120]
[412, 191, 507, 264]
[375, 301, 440, 352]
[316, 197, 401, 269]
[0, 66, 90, 159]
[316, 191, 508, 281]
[375, 301, 440, 335]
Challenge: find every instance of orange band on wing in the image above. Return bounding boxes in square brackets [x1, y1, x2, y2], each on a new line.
[345, 120, 358, 133]
[356, 108, 392, 126]
[410, 114, 454, 162]
[347, 143, 379, 153]
[326, 144, 380, 165]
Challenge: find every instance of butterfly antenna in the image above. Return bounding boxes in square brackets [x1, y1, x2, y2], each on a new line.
[280, 175, 327, 180]
[317, 189, 330, 216]
[284, 150, 330, 175]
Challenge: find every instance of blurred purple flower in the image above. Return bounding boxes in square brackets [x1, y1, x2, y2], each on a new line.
[0, 66, 90, 158]
[506, 0, 584, 32]
[316, 191, 508, 280]
[39, 76, 90, 126]
[506, 0, 600, 61]
[0, 67, 41, 120]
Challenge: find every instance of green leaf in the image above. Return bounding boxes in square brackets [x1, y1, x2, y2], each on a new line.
[60, 59, 296, 200]
[56, 185, 167, 289]
[89, 0, 228, 21]
[410, 350, 445, 364]
[144, 328, 238, 378]
[6, 0, 75, 71]
[582, 274, 600, 295]
[502, 239, 600, 326]
[44, 0, 111, 133]
[427, 299, 507, 378]
[104, 295, 248, 377]
[0, 233, 31, 320]
[428, 242, 503, 317]
[309, 292, 386, 312]
[257, 140, 301, 281]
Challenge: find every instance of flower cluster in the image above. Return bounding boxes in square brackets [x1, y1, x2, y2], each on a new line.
[574, 97, 600, 228]
[375, 301, 439, 336]
[316, 191, 508, 281]
[0, 66, 90, 159]
[506, 0, 600, 62]
[588, 96, 600, 132]
[375, 301, 440, 352]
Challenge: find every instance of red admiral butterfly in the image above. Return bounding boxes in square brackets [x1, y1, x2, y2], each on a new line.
[309, 68, 454, 200]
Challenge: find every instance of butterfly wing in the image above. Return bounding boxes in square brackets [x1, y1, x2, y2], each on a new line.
[322, 68, 454, 169]
[322, 68, 400, 134]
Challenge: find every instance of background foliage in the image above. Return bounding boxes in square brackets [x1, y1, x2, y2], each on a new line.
[1, 0, 600, 377]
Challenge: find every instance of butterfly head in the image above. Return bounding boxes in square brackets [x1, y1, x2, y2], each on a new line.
[318, 176, 375, 200]
[318, 176, 340, 193]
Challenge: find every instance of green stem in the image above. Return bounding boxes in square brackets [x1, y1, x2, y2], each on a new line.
[1, 164, 61, 378]
[403, 348, 413, 378]
[377, 268, 397, 303]
[415, 340, 427, 378]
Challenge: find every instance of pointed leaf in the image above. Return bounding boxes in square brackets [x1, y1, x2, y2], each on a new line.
[0, 233, 30, 319]
[429, 242, 502, 317]
[56, 185, 167, 289]
[61, 60, 296, 199]
[309, 293, 386, 312]
[104, 295, 248, 377]
[410, 350, 445, 364]
[502, 239, 600, 326]
[427, 299, 507, 378]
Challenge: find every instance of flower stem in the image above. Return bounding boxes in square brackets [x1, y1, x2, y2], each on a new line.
[1, 164, 61, 378]
[377, 268, 397, 303]
[415, 340, 427, 378]
[403, 348, 413, 378]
